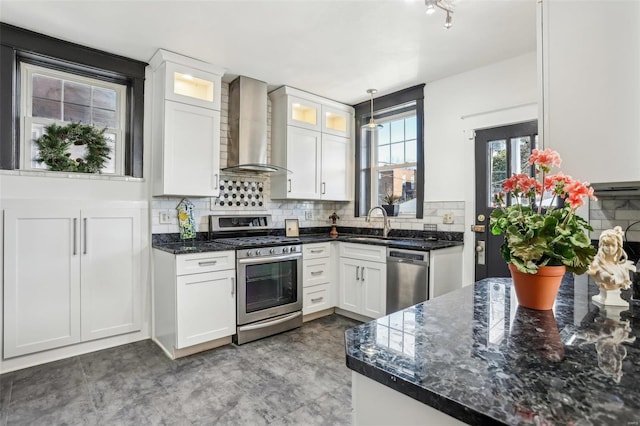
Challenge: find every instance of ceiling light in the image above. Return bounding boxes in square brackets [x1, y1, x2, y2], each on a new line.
[425, 0, 436, 14]
[425, 0, 454, 29]
[444, 11, 452, 29]
[363, 89, 383, 132]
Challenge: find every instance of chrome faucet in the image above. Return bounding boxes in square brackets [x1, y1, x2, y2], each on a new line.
[366, 206, 391, 238]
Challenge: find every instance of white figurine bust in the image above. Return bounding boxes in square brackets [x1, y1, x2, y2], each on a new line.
[588, 226, 636, 307]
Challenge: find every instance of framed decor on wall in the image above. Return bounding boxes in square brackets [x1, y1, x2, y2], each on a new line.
[285, 219, 299, 237]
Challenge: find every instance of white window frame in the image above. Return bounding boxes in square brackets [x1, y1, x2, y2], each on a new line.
[20, 62, 127, 175]
[370, 109, 418, 217]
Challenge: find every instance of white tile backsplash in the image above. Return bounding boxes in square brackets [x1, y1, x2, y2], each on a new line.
[589, 196, 640, 241]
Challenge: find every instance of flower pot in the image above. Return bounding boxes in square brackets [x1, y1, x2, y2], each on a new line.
[508, 263, 566, 310]
[382, 204, 399, 217]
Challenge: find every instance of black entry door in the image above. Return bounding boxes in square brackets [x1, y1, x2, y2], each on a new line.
[474, 121, 538, 280]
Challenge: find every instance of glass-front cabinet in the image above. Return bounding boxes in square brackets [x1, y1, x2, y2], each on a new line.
[322, 104, 351, 137]
[162, 60, 222, 111]
[287, 95, 321, 131]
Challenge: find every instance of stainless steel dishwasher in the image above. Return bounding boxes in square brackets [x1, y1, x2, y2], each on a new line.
[386, 248, 429, 314]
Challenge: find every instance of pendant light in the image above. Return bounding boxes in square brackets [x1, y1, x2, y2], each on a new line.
[363, 88, 383, 132]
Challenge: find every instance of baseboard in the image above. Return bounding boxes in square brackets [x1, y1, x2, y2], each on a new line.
[171, 336, 232, 359]
[334, 308, 373, 323]
[303, 308, 335, 322]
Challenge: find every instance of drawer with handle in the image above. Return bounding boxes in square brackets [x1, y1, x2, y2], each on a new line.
[303, 258, 331, 287]
[303, 242, 331, 260]
[176, 251, 235, 275]
[303, 283, 331, 315]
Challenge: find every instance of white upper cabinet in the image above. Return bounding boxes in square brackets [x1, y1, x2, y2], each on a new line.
[149, 49, 224, 197]
[322, 104, 351, 138]
[542, 1, 640, 183]
[288, 95, 321, 131]
[270, 86, 354, 201]
[150, 50, 223, 111]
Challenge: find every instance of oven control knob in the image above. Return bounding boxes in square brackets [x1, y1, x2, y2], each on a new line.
[283, 247, 289, 253]
[270, 248, 276, 254]
[256, 249, 262, 256]
[290, 246, 297, 252]
[246, 250, 253, 257]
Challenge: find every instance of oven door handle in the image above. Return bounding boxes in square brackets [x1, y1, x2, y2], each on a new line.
[237, 253, 302, 265]
[237, 311, 302, 331]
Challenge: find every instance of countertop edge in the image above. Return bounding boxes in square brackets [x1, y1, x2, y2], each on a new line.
[346, 355, 503, 426]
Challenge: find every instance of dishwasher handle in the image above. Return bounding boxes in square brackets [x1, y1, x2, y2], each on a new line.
[386, 251, 429, 267]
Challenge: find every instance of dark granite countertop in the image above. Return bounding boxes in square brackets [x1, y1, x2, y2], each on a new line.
[345, 274, 640, 425]
[152, 230, 463, 255]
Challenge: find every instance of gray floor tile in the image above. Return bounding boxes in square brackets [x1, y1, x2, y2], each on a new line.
[3, 314, 360, 426]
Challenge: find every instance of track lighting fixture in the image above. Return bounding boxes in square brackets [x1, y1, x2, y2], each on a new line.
[425, 0, 454, 29]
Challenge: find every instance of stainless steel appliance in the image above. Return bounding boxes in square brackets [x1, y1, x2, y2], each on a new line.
[209, 215, 303, 344]
[234, 242, 302, 344]
[386, 248, 429, 314]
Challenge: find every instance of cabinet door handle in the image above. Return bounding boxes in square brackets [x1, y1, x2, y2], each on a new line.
[310, 270, 323, 276]
[322, 182, 326, 194]
[214, 173, 219, 189]
[73, 218, 77, 255]
[309, 249, 324, 254]
[356, 266, 360, 281]
[311, 297, 324, 303]
[198, 260, 218, 266]
[83, 218, 88, 255]
[361, 266, 365, 282]
[231, 277, 235, 297]
[288, 179, 292, 193]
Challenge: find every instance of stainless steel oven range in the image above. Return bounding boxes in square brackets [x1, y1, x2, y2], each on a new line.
[210, 215, 303, 344]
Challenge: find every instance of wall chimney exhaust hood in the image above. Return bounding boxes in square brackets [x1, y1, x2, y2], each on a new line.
[591, 181, 640, 197]
[223, 76, 288, 174]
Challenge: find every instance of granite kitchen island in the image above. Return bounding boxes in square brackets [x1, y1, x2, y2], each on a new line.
[345, 274, 640, 425]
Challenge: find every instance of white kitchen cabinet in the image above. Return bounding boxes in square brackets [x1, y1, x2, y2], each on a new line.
[270, 86, 353, 201]
[429, 245, 463, 300]
[337, 243, 386, 319]
[153, 250, 236, 358]
[3, 207, 142, 358]
[302, 242, 334, 317]
[542, 1, 640, 184]
[149, 49, 224, 197]
[322, 104, 351, 138]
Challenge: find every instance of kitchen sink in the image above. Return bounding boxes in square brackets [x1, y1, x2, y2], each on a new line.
[346, 236, 394, 244]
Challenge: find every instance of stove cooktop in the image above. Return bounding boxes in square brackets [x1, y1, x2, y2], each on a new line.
[213, 236, 301, 247]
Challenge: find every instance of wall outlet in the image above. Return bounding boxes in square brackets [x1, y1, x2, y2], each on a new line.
[159, 212, 172, 224]
[305, 211, 313, 220]
[443, 212, 454, 224]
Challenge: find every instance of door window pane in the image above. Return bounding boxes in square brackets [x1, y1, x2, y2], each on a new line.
[487, 139, 507, 208]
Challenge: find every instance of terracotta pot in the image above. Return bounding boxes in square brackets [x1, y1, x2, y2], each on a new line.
[508, 263, 566, 310]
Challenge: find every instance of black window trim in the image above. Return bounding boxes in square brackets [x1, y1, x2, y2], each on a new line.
[0, 23, 147, 177]
[353, 84, 425, 219]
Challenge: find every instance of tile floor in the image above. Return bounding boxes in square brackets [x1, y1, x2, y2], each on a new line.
[0, 314, 359, 426]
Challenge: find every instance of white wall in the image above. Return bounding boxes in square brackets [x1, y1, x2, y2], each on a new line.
[423, 51, 538, 287]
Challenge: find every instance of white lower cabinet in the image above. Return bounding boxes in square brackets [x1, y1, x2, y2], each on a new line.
[338, 243, 386, 319]
[3, 207, 142, 358]
[154, 250, 236, 358]
[302, 242, 334, 316]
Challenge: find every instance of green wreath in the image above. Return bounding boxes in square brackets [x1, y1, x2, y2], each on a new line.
[34, 122, 111, 173]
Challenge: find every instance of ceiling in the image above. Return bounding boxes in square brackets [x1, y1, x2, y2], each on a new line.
[0, 0, 537, 105]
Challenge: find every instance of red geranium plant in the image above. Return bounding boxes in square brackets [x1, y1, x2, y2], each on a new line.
[490, 149, 597, 274]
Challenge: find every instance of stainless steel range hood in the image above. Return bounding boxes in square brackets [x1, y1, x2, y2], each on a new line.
[591, 181, 640, 197]
[223, 76, 287, 173]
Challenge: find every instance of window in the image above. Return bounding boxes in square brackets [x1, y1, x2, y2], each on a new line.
[21, 63, 127, 174]
[373, 109, 418, 213]
[354, 85, 425, 218]
[0, 23, 146, 177]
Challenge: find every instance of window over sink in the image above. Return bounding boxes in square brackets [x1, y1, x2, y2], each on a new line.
[354, 85, 425, 218]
